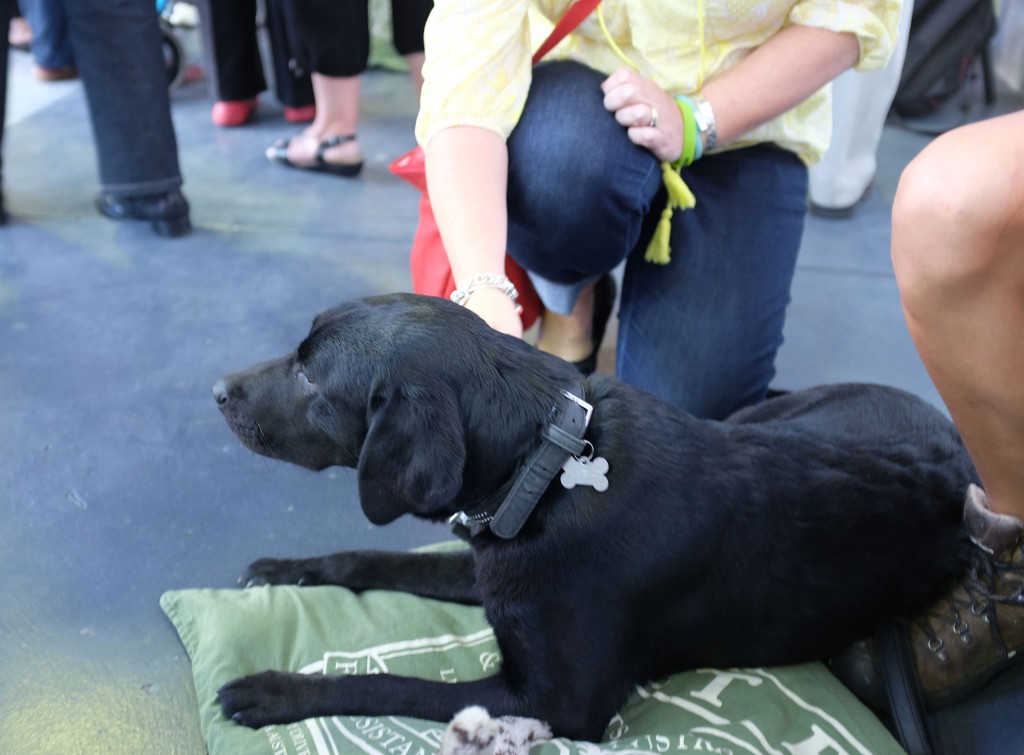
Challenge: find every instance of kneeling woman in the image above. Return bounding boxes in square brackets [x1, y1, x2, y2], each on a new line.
[417, 0, 899, 419]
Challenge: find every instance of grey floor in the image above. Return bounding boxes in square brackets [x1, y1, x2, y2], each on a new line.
[2, 31, 1023, 755]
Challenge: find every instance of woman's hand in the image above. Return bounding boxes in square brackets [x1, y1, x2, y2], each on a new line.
[601, 68, 684, 163]
[464, 287, 524, 339]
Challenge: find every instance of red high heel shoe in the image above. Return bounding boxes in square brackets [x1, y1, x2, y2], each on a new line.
[283, 104, 316, 123]
[211, 98, 258, 127]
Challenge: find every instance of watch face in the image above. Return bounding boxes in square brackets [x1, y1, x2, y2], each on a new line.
[693, 98, 717, 149]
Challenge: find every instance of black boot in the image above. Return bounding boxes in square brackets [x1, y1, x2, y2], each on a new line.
[96, 188, 192, 238]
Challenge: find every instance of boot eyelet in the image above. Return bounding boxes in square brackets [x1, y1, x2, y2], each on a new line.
[927, 638, 948, 660]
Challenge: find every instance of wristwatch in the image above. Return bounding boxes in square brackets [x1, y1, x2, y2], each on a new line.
[689, 94, 718, 152]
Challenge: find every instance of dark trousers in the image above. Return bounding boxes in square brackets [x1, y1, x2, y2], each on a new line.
[1, 0, 15, 186]
[199, 0, 313, 107]
[283, 0, 432, 77]
[1, 0, 183, 195]
[62, 0, 183, 194]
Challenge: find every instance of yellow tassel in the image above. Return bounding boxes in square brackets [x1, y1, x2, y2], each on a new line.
[662, 161, 696, 209]
[645, 207, 674, 264]
[644, 162, 697, 265]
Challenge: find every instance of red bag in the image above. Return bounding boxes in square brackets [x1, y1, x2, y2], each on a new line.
[389, 148, 544, 329]
[388, 0, 602, 331]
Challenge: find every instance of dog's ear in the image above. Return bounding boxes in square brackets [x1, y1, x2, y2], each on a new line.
[357, 381, 466, 525]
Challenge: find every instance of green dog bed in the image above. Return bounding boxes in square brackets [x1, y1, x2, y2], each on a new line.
[161, 579, 904, 755]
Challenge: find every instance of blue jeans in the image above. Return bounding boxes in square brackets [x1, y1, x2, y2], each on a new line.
[507, 61, 808, 419]
[60, 0, 183, 196]
[20, 0, 75, 69]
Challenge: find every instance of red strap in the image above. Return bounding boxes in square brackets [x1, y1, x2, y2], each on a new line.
[531, 0, 603, 65]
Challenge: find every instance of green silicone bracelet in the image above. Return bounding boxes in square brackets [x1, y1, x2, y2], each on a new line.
[675, 97, 698, 167]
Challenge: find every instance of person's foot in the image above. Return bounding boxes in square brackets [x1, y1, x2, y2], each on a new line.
[574, 274, 616, 374]
[32, 64, 78, 82]
[285, 131, 362, 168]
[832, 484, 1024, 708]
[96, 188, 192, 238]
[283, 104, 316, 123]
[8, 16, 32, 51]
[266, 132, 363, 176]
[211, 98, 258, 127]
[536, 275, 616, 374]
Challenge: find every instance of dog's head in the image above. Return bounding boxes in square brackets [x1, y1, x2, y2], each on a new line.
[214, 293, 581, 525]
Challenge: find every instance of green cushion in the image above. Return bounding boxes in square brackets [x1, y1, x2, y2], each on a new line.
[161, 581, 904, 755]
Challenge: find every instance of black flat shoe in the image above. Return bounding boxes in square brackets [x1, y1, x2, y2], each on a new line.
[96, 188, 192, 238]
[572, 273, 617, 375]
[265, 134, 364, 177]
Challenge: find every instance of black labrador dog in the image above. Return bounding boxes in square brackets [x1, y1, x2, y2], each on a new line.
[213, 293, 977, 740]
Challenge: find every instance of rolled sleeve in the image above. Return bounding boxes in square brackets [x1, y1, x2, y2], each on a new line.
[789, 0, 902, 71]
[415, 0, 535, 145]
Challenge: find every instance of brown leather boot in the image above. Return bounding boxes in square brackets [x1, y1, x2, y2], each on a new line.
[832, 484, 1024, 708]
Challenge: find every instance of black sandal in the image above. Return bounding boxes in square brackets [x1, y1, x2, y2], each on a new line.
[265, 134, 364, 177]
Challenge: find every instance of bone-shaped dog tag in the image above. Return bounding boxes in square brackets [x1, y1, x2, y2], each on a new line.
[560, 455, 609, 491]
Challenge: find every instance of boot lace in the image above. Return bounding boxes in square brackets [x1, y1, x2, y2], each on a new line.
[913, 544, 1024, 662]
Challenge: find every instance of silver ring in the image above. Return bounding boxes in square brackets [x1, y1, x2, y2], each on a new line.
[648, 106, 658, 129]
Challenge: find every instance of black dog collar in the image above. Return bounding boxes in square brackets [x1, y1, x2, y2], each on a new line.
[449, 385, 592, 541]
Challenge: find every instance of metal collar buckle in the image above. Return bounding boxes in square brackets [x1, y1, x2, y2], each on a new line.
[562, 389, 593, 427]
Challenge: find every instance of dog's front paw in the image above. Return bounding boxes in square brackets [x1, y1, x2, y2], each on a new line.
[239, 557, 325, 588]
[217, 671, 314, 729]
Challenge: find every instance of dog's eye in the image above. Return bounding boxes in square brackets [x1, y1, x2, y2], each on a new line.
[296, 371, 316, 390]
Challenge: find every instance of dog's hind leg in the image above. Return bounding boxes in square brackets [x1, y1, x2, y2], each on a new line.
[239, 549, 481, 604]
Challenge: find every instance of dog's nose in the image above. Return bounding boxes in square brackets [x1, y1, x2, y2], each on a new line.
[212, 378, 229, 405]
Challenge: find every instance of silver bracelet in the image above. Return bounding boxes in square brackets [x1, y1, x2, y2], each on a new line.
[450, 273, 523, 313]
[689, 93, 718, 152]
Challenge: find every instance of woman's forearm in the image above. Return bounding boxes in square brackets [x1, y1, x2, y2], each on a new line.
[425, 126, 510, 282]
[702, 24, 860, 147]
[424, 125, 523, 335]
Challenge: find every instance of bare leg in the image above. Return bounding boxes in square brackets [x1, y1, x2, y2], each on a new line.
[837, 149, 1024, 708]
[405, 51, 424, 99]
[891, 110, 1024, 521]
[8, 15, 32, 48]
[285, 73, 363, 167]
[536, 282, 595, 363]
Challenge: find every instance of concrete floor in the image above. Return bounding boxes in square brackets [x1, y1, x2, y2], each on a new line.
[2, 30, 1023, 755]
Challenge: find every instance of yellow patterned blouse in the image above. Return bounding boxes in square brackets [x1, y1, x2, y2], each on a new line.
[416, 0, 902, 164]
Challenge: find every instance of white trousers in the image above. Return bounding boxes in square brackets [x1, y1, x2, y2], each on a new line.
[809, 0, 915, 209]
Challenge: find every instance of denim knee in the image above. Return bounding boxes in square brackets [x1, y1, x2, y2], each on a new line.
[617, 146, 809, 418]
[506, 61, 662, 283]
